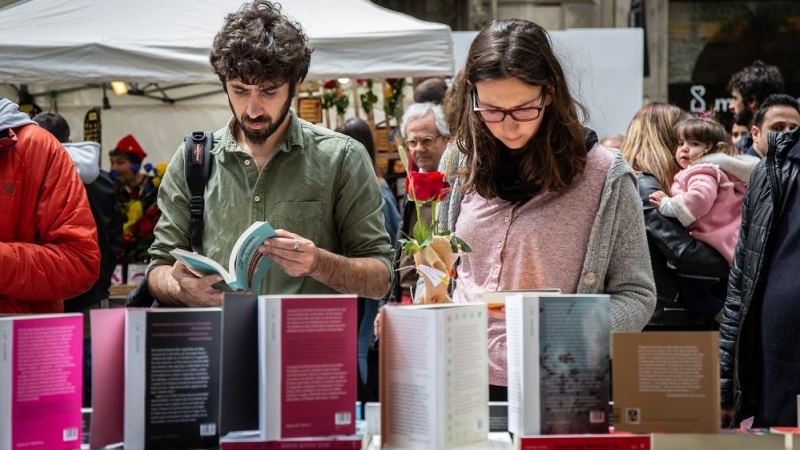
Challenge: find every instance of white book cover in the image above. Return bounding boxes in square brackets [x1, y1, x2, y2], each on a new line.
[381, 303, 488, 449]
[506, 294, 610, 436]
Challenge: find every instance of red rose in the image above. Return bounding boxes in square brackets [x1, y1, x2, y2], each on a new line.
[138, 217, 156, 237]
[323, 80, 337, 90]
[144, 205, 160, 219]
[406, 171, 449, 202]
[385, 78, 397, 85]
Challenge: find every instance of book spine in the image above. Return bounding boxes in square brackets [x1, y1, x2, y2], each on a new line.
[258, 300, 266, 438]
[505, 294, 524, 435]
[528, 297, 541, 435]
[0, 321, 11, 449]
[124, 311, 146, 449]
[260, 298, 282, 440]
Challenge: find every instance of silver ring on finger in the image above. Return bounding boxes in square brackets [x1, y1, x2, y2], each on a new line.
[293, 239, 300, 252]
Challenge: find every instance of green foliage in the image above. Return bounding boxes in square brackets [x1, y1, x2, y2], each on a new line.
[359, 79, 378, 115]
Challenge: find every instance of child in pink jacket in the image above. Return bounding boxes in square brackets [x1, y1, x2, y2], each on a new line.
[649, 116, 759, 319]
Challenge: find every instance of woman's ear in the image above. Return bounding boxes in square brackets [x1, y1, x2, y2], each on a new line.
[545, 85, 555, 106]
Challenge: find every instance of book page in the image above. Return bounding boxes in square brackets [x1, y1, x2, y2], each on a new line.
[381, 307, 437, 449]
[443, 305, 489, 448]
[171, 248, 232, 282]
[232, 221, 277, 292]
[279, 296, 357, 438]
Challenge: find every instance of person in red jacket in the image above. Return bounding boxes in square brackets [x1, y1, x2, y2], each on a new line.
[0, 98, 100, 313]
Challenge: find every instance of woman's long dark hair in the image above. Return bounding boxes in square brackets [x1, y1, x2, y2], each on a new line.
[444, 19, 588, 198]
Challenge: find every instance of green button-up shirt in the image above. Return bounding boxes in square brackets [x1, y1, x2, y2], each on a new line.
[147, 111, 394, 295]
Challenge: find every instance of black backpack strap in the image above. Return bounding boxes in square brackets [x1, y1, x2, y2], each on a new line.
[184, 131, 213, 254]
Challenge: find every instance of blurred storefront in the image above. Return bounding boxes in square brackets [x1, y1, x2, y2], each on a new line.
[668, 0, 800, 127]
[377, 0, 800, 114]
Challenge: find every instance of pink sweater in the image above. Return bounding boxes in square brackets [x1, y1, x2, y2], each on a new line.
[662, 153, 759, 264]
[452, 147, 613, 386]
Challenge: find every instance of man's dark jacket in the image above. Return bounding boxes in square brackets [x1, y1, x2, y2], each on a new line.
[720, 127, 800, 425]
[66, 171, 124, 311]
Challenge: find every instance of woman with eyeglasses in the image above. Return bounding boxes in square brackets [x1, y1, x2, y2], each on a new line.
[433, 19, 656, 401]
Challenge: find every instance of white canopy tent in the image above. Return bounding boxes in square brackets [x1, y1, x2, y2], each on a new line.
[0, 0, 454, 83]
[0, 0, 454, 165]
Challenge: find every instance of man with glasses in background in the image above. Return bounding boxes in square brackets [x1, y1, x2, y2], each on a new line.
[393, 102, 451, 303]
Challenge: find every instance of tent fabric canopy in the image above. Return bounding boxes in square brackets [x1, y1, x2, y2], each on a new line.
[0, 0, 454, 84]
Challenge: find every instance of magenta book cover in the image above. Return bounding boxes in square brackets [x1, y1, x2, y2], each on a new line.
[12, 314, 83, 449]
[89, 309, 126, 449]
[280, 296, 357, 438]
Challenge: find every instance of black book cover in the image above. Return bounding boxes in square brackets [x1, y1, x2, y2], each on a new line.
[143, 309, 222, 449]
[220, 293, 259, 434]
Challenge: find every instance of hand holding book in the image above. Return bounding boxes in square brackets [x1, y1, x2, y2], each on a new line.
[170, 221, 278, 293]
[172, 261, 225, 307]
[256, 229, 320, 278]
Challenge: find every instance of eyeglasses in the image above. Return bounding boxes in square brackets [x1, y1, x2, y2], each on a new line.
[405, 135, 442, 148]
[472, 88, 547, 123]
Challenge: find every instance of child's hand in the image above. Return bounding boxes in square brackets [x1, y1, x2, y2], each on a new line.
[649, 190, 667, 207]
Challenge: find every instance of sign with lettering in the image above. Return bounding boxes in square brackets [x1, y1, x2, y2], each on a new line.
[297, 97, 322, 124]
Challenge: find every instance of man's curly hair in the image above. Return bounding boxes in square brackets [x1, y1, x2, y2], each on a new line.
[727, 60, 784, 105]
[210, 0, 313, 89]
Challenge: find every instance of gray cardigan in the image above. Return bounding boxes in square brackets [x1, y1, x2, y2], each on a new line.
[422, 144, 656, 337]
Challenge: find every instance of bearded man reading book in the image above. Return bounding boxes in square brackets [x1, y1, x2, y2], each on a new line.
[146, 0, 393, 307]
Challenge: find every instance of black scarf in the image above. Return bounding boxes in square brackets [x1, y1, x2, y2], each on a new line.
[493, 127, 599, 204]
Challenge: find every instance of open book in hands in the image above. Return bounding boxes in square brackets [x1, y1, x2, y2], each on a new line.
[170, 221, 277, 292]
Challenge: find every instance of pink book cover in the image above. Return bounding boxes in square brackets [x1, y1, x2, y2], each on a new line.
[280, 296, 357, 438]
[89, 309, 126, 449]
[12, 314, 83, 449]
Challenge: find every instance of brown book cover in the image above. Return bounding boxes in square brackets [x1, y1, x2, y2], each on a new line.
[612, 331, 720, 434]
